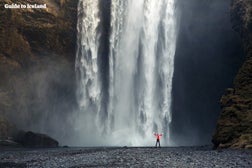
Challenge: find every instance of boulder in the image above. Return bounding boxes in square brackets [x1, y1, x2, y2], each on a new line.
[15, 131, 59, 148]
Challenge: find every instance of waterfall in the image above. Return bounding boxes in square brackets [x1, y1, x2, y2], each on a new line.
[75, 0, 178, 146]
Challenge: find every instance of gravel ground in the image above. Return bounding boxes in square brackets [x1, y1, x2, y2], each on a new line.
[0, 146, 251, 167]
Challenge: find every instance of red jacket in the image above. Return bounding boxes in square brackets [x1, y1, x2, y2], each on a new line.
[154, 133, 163, 140]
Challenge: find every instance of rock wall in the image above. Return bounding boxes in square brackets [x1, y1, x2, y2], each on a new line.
[0, 0, 77, 142]
[212, 0, 252, 149]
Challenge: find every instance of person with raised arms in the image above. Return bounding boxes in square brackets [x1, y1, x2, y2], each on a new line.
[154, 132, 163, 148]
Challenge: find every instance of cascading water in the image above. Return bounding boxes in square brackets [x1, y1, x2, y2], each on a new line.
[75, 0, 178, 146]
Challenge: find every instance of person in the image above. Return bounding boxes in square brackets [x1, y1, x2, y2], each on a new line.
[154, 132, 163, 148]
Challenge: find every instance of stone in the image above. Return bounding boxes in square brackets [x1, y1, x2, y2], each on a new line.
[15, 131, 59, 148]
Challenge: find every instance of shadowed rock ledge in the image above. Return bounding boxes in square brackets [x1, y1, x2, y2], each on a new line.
[212, 0, 252, 149]
[14, 131, 59, 148]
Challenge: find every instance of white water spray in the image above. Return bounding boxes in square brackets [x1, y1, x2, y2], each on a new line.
[75, 0, 178, 146]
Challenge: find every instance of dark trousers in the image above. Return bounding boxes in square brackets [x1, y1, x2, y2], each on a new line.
[155, 139, 161, 147]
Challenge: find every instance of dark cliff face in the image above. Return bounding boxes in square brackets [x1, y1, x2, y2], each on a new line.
[0, 0, 77, 143]
[172, 0, 244, 145]
[212, 0, 252, 149]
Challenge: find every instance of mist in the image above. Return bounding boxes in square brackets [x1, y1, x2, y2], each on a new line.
[6, 55, 77, 145]
[171, 0, 244, 145]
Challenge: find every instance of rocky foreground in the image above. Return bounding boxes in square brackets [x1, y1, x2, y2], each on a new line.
[0, 147, 251, 168]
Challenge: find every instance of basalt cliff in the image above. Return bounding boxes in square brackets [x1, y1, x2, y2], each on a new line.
[0, 0, 77, 146]
[212, 0, 252, 149]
